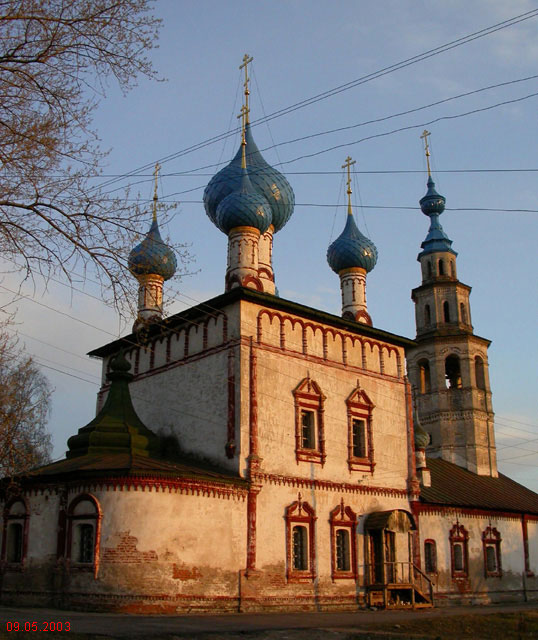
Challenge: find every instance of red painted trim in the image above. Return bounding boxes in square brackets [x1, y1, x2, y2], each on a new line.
[245, 488, 259, 573]
[249, 339, 258, 460]
[482, 525, 502, 578]
[226, 347, 236, 459]
[285, 498, 317, 582]
[449, 523, 469, 579]
[414, 503, 535, 520]
[423, 538, 437, 574]
[405, 378, 420, 497]
[1, 496, 29, 568]
[66, 493, 102, 578]
[329, 501, 358, 581]
[346, 384, 375, 473]
[293, 377, 326, 466]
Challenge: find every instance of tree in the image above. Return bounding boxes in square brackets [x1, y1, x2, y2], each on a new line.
[0, 325, 52, 476]
[0, 0, 188, 313]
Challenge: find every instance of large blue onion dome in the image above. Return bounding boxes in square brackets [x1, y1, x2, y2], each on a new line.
[204, 124, 294, 233]
[216, 168, 272, 234]
[128, 218, 177, 281]
[418, 176, 456, 258]
[327, 212, 378, 274]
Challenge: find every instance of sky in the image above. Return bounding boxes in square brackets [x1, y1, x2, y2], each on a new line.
[2, 0, 537, 489]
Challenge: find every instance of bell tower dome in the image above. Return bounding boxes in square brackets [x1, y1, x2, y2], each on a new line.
[406, 131, 497, 477]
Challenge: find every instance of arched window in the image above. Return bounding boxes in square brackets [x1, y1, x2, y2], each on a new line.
[475, 356, 486, 390]
[450, 261, 456, 278]
[449, 523, 469, 578]
[67, 494, 101, 572]
[424, 304, 431, 326]
[482, 526, 502, 577]
[424, 539, 437, 574]
[460, 303, 467, 325]
[1, 498, 28, 566]
[346, 384, 375, 472]
[418, 359, 431, 394]
[445, 355, 462, 389]
[443, 301, 451, 323]
[285, 497, 316, 582]
[438, 259, 445, 276]
[330, 501, 357, 580]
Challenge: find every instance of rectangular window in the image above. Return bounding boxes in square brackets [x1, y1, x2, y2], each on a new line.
[78, 524, 95, 564]
[453, 542, 464, 572]
[6, 523, 23, 563]
[292, 525, 308, 571]
[336, 529, 351, 572]
[352, 419, 367, 458]
[424, 540, 437, 573]
[301, 410, 315, 449]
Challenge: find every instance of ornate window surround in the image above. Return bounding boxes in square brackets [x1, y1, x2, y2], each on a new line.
[1, 497, 29, 570]
[346, 383, 375, 472]
[66, 493, 102, 576]
[330, 500, 357, 581]
[482, 525, 502, 578]
[285, 495, 316, 582]
[293, 377, 326, 465]
[449, 523, 469, 578]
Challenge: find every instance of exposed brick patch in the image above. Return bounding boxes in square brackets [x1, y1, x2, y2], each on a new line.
[103, 531, 158, 564]
[172, 563, 202, 580]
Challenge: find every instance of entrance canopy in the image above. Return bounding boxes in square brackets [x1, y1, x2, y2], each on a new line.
[364, 509, 416, 533]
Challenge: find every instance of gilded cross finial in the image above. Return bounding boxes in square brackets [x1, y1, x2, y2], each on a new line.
[420, 130, 432, 177]
[239, 53, 253, 124]
[152, 162, 161, 221]
[342, 155, 356, 215]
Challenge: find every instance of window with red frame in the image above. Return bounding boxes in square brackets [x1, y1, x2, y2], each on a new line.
[346, 384, 375, 472]
[1, 498, 28, 567]
[66, 494, 101, 572]
[330, 501, 357, 581]
[449, 523, 469, 578]
[424, 539, 437, 574]
[285, 496, 316, 582]
[293, 377, 326, 465]
[482, 526, 502, 577]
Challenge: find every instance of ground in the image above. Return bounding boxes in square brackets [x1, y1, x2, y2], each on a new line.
[1, 604, 537, 639]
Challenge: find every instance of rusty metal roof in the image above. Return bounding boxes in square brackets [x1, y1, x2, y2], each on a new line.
[3, 453, 246, 489]
[421, 457, 538, 514]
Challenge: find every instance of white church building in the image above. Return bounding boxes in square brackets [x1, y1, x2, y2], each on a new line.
[1, 70, 538, 614]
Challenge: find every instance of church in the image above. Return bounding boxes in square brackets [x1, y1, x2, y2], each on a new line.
[1, 62, 538, 613]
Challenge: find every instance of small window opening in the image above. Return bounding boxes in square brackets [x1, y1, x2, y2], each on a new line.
[438, 259, 445, 276]
[292, 525, 308, 571]
[301, 410, 315, 449]
[445, 355, 462, 389]
[427, 261, 432, 278]
[424, 304, 431, 326]
[336, 529, 351, 572]
[424, 540, 437, 573]
[352, 419, 367, 458]
[475, 356, 486, 390]
[443, 301, 451, 323]
[78, 524, 95, 564]
[418, 359, 431, 394]
[486, 546, 497, 573]
[450, 261, 456, 278]
[460, 302, 467, 324]
[6, 522, 23, 563]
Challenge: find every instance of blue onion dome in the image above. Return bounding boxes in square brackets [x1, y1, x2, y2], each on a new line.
[420, 176, 446, 216]
[128, 218, 177, 281]
[216, 167, 272, 234]
[327, 213, 378, 274]
[418, 176, 456, 258]
[204, 124, 294, 233]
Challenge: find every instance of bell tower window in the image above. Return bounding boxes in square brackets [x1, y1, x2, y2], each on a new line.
[438, 259, 445, 276]
[445, 355, 462, 389]
[424, 304, 431, 326]
[460, 302, 467, 324]
[475, 356, 486, 390]
[443, 301, 451, 323]
[418, 359, 431, 394]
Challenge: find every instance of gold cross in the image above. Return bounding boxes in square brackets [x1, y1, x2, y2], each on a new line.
[152, 162, 161, 221]
[239, 53, 253, 124]
[420, 130, 432, 176]
[342, 155, 356, 195]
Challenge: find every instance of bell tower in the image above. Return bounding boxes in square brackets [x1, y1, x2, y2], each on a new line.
[407, 131, 497, 477]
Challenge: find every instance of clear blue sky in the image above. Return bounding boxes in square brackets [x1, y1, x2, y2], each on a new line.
[3, 1, 537, 488]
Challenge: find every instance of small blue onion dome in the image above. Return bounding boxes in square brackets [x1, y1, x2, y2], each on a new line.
[420, 176, 446, 216]
[327, 213, 378, 274]
[128, 218, 177, 281]
[216, 168, 272, 234]
[418, 177, 456, 258]
[204, 124, 294, 233]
